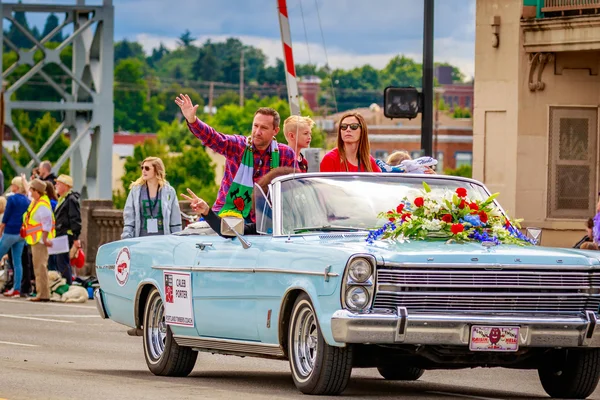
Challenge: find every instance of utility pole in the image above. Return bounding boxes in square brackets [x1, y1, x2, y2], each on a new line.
[421, 0, 435, 157]
[208, 81, 215, 116]
[0, 81, 5, 169]
[239, 49, 245, 107]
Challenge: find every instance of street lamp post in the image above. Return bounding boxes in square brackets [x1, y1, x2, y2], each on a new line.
[421, 0, 435, 157]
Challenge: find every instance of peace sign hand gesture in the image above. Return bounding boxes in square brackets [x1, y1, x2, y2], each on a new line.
[174, 94, 199, 124]
[181, 188, 210, 216]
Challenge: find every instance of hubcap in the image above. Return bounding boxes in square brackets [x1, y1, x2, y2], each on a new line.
[293, 306, 318, 377]
[147, 295, 167, 361]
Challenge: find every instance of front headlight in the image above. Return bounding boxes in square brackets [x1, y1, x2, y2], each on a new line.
[345, 286, 370, 310]
[348, 258, 372, 283]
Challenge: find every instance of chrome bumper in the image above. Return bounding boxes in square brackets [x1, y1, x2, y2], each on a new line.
[331, 308, 600, 348]
[94, 288, 108, 319]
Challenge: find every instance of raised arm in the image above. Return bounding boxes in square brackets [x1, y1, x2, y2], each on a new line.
[175, 94, 244, 156]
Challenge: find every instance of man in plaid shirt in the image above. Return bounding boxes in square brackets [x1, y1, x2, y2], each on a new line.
[175, 94, 297, 222]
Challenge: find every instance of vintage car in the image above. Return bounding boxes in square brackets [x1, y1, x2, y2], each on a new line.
[94, 173, 600, 398]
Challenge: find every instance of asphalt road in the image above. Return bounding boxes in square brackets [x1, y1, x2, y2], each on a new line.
[1, 297, 599, 400]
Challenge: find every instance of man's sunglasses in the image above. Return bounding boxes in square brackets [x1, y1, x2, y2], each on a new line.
[340, 123, 361, 131]
[141, 165, 152, 171]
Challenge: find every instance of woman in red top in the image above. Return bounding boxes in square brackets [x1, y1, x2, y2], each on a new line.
[320, 112, 381, 173]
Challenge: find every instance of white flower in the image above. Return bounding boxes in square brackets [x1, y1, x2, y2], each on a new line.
[422, 218, 443, 231]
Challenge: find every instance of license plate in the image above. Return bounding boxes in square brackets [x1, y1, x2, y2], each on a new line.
[469, 325, 519, 352]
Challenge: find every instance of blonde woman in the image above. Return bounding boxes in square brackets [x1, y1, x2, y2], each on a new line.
[121, 157, 182, 239]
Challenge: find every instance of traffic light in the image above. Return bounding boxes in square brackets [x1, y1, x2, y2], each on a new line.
[383, 86, 421, 119]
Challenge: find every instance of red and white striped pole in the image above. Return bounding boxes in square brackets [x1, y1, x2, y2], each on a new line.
[277, 0, 301, 116]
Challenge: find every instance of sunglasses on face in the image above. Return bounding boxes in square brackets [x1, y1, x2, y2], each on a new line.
[141, 165, 152, 172]
[340, 123, 361, 131]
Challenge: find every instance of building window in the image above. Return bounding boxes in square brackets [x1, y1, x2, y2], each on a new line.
[455, 152, 472, 168]
[410, 151, 422, 160]
[454, 96, 459, 107]
[465, 96, 471, 108]
[374, 150, 388, 160]
[547, 107, 598, 219]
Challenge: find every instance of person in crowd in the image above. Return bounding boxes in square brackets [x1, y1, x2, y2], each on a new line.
[283, 115, 314, 173]
[581, 242, 599, 250]
[38, 161, 57, 186]
[121, 157, 182, 239]
[574, 217, 594, 249]
[175, 94, 297, 222]
[1, 177, 30, 297]
[387, 150, 412, 166]
[45, 181, 58, 210]
[22, 179, 54, 302]
[320, 112, 381, 173]
[30, 167, 40, 181]
[53, 175, 81, 285]
[182, 167, 297, 236]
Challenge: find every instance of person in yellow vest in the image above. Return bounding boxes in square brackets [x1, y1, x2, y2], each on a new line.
[22, 179, 55, 302]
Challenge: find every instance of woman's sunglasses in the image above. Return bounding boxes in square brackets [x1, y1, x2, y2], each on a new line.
[141, 165, 152, 171]
[340, 123, 361, 131]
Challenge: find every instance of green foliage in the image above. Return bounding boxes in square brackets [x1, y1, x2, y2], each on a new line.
[115, 39, 145, 63]
[177, 30, 197, 48]
[443, 164, 472, 178]
[41, 13, 63, 42]
[452, 106, 472, 119]
[114, 58, 163, 132]
[2, 112, 69, 190]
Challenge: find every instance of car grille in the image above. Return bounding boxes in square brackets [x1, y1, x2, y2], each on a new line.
[373, 268, 600, 314]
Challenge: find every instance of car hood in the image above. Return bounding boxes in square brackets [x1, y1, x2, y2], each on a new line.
[307, 235, 600, 267]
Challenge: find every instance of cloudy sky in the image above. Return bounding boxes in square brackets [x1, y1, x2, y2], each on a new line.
[23, 0, 476, 78]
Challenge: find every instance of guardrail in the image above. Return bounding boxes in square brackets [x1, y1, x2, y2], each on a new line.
[541, 0, 600, 15]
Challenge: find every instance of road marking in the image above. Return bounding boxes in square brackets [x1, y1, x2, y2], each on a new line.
[0, 340, 38, 347]
[428, 391, 505, 400]
[0, 298, 96, 309]
[0, 314, 74, 324]
[21, 314, 98, 318]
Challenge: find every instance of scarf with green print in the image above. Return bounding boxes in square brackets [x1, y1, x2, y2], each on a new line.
[218, 137, 280, 219]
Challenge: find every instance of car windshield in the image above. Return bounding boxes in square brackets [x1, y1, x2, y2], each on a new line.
[279, 175, 493, 235]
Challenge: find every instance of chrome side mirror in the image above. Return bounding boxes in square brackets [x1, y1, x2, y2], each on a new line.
[220, 217, 252, 249]
[526, 227, 542, 246]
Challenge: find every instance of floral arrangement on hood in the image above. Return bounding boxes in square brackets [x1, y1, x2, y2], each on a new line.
[366, 182, 535, 245]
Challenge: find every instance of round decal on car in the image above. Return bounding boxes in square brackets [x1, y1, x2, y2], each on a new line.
[115, 247, 131, 287]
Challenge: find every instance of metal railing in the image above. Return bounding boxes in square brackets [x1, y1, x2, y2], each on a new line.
[542, 0, 600, 13]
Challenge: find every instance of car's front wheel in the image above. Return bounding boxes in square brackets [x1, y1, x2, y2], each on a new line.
[377, 365, 424, 381]
[142, 287, 197, 376]
[288, 293, 353, 395]
[538, 349, 600, 399]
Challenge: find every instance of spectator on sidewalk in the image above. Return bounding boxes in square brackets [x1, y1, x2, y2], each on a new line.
[574, 217, 595, 249]
[38, 161, 57, 186]
[53, 175, 81, 285]
[23, 179, 55, 302]
[122, 157, 182, 239]
[1, 177, 30, 297]
[45, 181, 58, 210]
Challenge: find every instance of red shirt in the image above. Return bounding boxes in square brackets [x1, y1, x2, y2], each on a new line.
[320, 148, 382, 172]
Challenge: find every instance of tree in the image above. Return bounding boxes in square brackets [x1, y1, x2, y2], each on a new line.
[114, 39, 145, 63]
[156, 83, 204, 123]
[192, 41, 222, 82]
[113, 58, 162, 132]
[6, 5, 32, 49]
[177, 30, 196, 48]
[444, 164, 472, 178]
[214, 90, 240, 108]
[148, 42, 169, 67]
[41, 13, 63, 42]
[257, 58, 285, 86]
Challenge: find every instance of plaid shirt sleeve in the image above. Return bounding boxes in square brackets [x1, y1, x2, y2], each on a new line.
[187, 119, 246, 157]
[278, 144, 298, 169]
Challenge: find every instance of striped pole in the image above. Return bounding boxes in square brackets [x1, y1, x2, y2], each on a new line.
[277, 0, 301, 116]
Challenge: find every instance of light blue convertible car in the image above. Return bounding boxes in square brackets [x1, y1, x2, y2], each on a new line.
[95, 173, 600, 398]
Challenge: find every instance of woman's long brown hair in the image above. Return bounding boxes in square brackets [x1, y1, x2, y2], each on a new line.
[336, 112, 373, 172]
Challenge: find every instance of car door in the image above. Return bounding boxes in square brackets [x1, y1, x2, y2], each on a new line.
[192, 236, 260, 341]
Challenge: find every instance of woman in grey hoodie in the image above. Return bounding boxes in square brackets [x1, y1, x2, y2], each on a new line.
[121, 157, 182, 239]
